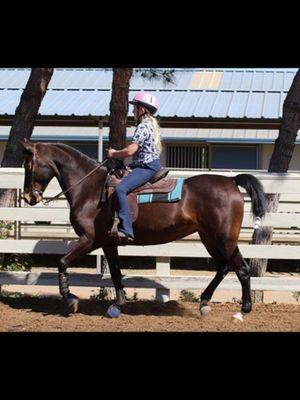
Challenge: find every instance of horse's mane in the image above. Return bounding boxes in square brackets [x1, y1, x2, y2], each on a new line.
[51, 142, 99, 170]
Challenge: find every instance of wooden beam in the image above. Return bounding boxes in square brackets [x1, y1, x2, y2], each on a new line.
[0, 240, 298, 259]
[1, 169, 300, 194]
[0, 272, 299, 292]
[0, 208, 298, 229]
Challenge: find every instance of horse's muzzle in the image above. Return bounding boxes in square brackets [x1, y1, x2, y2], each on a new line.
[23, 190, 43, 206]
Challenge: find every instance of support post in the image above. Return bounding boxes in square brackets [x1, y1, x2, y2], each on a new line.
[96, 117, 103, 274]
[155, 256, 170, 303]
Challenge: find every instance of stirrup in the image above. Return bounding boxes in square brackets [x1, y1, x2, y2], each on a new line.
[117, 231, 134, 243]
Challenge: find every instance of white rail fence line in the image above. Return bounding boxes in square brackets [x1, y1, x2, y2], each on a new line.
[1, 272, 300, 292]
[0, 169, 299, 301]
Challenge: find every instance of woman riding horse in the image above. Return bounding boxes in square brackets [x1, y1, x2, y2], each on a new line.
[21, 123, 266, 321]
[108, 92, 162, 244]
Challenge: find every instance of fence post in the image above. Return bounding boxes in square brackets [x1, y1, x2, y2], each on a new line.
[155, 256, 170, 303]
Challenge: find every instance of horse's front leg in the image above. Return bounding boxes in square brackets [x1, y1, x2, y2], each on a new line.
[103, 246, 126, 315]
[59, 234, 94, 313]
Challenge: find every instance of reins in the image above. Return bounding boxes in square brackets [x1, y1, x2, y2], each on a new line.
[42, 157, 109, 205]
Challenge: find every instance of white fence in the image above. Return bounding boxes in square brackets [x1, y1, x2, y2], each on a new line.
[0, 168, 299, 301]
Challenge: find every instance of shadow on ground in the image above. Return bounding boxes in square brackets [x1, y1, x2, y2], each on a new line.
[0, 295, 189, 318]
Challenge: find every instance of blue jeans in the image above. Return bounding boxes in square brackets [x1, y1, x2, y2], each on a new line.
[115, 159, 161, 237]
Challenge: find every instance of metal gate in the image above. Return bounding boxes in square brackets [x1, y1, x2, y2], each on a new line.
[166, 144, 209, 169]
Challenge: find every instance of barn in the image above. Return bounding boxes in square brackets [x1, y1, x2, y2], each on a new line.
[0, 68, 299, 170]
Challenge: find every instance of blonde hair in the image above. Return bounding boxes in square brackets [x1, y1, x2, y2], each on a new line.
[146, 113, 162, 155]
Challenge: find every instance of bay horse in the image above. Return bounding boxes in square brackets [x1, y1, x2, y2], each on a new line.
[21, 139, 266, 321]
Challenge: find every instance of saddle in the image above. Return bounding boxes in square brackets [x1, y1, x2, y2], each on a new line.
[103, 162, 175, 242]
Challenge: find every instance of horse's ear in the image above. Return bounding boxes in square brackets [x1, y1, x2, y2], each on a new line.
[19, 138, 34, 153]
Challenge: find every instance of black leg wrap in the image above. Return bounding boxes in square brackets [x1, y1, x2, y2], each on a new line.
[58, 272, 70, 298]
[106, 255, 124, 291]
[242, 301, 252, 313]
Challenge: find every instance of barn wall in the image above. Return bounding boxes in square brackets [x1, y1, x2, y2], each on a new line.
[261, 144, 300, 171]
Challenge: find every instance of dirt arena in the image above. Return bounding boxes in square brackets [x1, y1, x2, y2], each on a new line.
[0, 268, 299, 332]
[0, 296, 299, 332]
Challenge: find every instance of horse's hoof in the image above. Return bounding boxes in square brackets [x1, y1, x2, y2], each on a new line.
[107, 303, 121, 318]
[242, 302, 252, 314]
[200, 305, 212, 317]
[232, 311, 244, 322]
[65, 293, 79, 313]
[116, 289, 126, 306]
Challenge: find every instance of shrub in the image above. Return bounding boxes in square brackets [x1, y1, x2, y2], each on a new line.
[90, 288, 114, 301]
[293, 292, 300, 302]
[0, 221, 13, 239]
[179, 289, 199, 303]
[0, 254, 34, 272]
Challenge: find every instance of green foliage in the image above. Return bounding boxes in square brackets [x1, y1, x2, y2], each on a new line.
[179, 289, 199, 303]
[134, 68, 176, 85]
[0, 221, 34, 272]
[0, 289, 25, 298]
[90, 287, 113, 301]
[0, 221, 13, 239]
[293, 292, 300, 302]
[105, 68, 176, 85]
[0, 254, 34, 272]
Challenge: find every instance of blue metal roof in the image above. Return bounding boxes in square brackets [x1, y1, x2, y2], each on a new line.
[0, 68, 296, 90]
[0, 68, 297, 119]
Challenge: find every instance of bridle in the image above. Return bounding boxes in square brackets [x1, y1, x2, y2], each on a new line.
[29, 144, 44, 198]
[27, 144, 109, 205]
[43, 158, 109, 205]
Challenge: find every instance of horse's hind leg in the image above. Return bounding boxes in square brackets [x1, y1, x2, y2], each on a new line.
[206, 241, 252, 321]
[200, 259, 230, 315]
[198, 232, 229, 316]
[200, 234, 252, 320]
[229, 247, 252, 316]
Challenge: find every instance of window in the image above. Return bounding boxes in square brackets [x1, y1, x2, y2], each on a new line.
[211, 145, 258, 169]
[166, 144, 209, 169]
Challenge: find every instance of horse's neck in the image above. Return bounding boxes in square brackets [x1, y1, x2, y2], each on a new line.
[51, 146, 106, 204]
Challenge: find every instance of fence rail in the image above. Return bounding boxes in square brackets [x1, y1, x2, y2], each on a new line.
[0, 239, 299, 259]
[1, 272, 300, 292]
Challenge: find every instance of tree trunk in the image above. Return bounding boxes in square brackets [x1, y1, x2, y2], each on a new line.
[109, 68, 133, 149]
[0, 68, 53, 269]
[100, 69, 132, 290]
[0, 68, 54, 206]
[269, 69, 300, 173]
[250, 69, 300, 302]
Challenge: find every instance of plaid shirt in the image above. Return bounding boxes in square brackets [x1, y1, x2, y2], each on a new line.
[131, 117, 160, 165]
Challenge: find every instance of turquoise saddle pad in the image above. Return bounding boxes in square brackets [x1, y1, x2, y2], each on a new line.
[137, 178, 184, 204]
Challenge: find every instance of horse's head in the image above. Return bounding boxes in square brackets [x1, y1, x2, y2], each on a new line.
[21, 139, 56, 205]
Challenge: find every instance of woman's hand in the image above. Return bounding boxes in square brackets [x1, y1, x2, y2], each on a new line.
[107, 143, 138, 159]
[107, 148, 117, 158]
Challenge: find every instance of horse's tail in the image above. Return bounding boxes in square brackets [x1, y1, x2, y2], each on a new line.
[234, 174, 266, 228]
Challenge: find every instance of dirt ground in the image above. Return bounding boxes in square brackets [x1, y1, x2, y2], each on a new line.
[0, 268, 299, 332]
[0, 296, 299, 332]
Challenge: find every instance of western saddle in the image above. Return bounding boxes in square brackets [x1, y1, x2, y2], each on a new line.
[102, 163, 176, 242]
